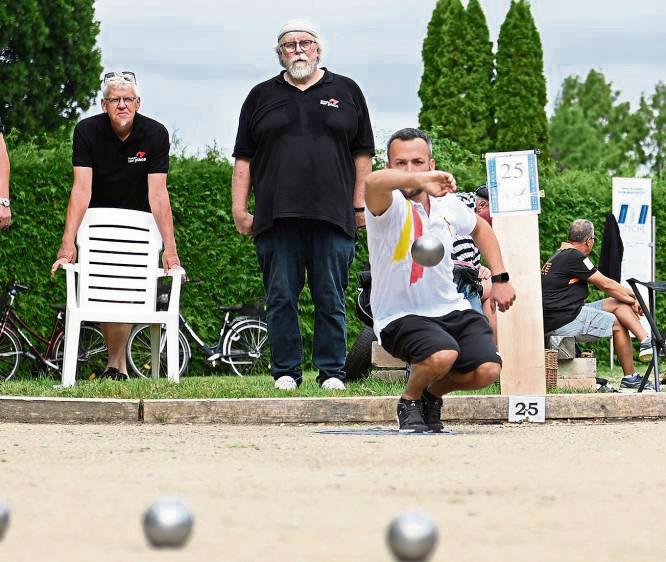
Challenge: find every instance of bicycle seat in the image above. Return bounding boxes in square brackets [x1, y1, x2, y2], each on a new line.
[7, 282, 29, 294]
[219, 304, 243, 312]
[50, 303, 66, 312]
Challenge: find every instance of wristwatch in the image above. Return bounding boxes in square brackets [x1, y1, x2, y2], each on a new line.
[491, 272, 510, 283]
[0, 198, 9, 207]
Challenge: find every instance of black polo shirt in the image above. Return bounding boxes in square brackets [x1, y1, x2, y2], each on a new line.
[233, 68, 375, 238]
[72, 112, 170, 212]
[541, 247, 598, 333]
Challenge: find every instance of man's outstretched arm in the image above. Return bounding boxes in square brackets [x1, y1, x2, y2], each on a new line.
[365, 169, 456, 216]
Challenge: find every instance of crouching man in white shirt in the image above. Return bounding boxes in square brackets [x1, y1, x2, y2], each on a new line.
[365, 128, 516, 433]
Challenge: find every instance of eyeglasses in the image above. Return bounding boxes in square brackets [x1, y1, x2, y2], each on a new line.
[280, 40, 317, 53]
[103, 71, 137, 84]
[103, 96, 138, 106]
[587, 236, 596, 243]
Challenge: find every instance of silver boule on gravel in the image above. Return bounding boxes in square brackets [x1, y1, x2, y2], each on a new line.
[0, 501, 9, 541]
[143, 497, 193, 548]
[411, 235, 445, 267]
[387, 510, 438, 561]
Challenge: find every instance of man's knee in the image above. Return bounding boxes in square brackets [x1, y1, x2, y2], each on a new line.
[473, 362, 501, 387]
[418, 349, 458, 375]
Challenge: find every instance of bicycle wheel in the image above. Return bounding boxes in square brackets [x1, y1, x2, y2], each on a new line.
[0, 327, 22, 382]
[221, 319, 270, 377]
[126, 324, 190, 379]
[53, 325, 109, 380]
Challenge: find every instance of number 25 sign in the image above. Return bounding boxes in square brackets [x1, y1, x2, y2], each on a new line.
[485, 149, 541, 217]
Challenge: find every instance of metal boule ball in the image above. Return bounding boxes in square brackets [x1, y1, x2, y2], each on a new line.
[411, 236, 445, 267]
[143, 497, 193, 548]
[0, 501, 10, 541]
[387, 510, 438, 561]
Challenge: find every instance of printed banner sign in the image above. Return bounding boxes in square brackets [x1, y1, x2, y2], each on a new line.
[612, 177, 653, 333]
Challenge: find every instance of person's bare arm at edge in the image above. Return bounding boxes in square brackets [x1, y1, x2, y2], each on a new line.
[232, 157, 253, 236]
[364, 169, 457, 216]
[50, 167, 93, 275]
[470, 215, 516, 312]
[0, 134, 11, 230]
[148, 173, 180, 273]
[588, 271, 641, 314]
[353, 153, 372, 229]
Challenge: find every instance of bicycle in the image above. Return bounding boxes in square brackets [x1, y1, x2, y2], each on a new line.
[0, 281, 108, 382]
[126, 284, 270, 378]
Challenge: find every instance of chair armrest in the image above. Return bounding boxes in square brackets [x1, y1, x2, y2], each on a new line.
[166, 268, 186, 314]
[60, 263, 79, 272]
[59, 263, 79, 310]
[157, 267, 187, 278]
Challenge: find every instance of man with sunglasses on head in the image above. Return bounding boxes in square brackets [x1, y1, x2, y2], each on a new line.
[0, 116, 11, 231]
[232, 19, 374, 391]
[542, 219, 653, 391]
[51, 71, 180, 381]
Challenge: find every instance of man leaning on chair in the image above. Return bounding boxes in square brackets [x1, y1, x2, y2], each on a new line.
[51, 71, 180, 381]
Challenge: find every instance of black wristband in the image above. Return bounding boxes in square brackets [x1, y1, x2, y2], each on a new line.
[354, 207, 365, 213]
[491, 272, 510, 283]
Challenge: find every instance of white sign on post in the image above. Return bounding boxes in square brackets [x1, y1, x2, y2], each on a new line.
[508, 395, 546, 423]
[612, 178, 653, 334]
[486, 150, 541, 217]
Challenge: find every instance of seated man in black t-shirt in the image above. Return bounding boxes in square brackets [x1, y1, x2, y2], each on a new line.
[0, 117, 10, 230]
[542, 219, 653, 391]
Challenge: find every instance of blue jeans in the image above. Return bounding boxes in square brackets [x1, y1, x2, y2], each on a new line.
[255, 219, 355, 385]
[456, 278, 483, 313]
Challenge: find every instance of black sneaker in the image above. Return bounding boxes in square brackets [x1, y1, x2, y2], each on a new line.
[421, 390, 444, 432]
[98, 367, 129, 381]
[397, 398, 429, 433]
[619, 374, 654, 392]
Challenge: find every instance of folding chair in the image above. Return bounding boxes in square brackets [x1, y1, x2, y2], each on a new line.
[627, 278, 666, 393]
[59, 208, 185, 387]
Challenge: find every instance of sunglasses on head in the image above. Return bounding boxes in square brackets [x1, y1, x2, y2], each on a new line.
[103, 71, 137, 84]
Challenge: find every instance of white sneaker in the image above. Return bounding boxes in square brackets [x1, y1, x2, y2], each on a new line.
[274, 376, 297, 390]
[321, 378, 346, 390]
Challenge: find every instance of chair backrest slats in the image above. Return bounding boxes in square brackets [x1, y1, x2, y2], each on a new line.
[77, 208, 162, 312]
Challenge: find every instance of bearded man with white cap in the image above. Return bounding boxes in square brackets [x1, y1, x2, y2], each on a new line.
[232, 19, 375, 391]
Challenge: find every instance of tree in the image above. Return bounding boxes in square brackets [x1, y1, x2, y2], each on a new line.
[430, 0, 473, 142]
[463, 0, 495, 153]
[0, 0, 102, 135]
[549, 104, 605, 172]
[418, 0, 452, 131]
[641, 82, 666, 179]
[549, 70, 649, 175]
[495, 0, 549, 157]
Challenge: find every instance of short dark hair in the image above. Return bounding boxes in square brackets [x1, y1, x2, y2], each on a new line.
[475, 184, 489, 200]
[568, 219, 595, 243]
[386, 128, 433, 160]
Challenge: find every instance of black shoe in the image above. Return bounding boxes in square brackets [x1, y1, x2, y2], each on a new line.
[98, 367, 129, 381]
[397, 398, 429, 433]
[421, 390, 444, 432]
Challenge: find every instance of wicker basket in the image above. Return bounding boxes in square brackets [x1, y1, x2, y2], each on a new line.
[545, 349, 558, 390]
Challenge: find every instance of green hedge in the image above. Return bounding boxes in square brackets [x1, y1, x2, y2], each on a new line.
[1, 134, 664, 371]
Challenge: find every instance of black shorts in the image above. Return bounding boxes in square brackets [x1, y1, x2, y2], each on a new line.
[379, 310, 501, 373]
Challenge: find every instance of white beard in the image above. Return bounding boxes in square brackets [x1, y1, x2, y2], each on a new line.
[286, 56, 318, 81]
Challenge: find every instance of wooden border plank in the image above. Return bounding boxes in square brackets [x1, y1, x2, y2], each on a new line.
[0, 396, 140, 424]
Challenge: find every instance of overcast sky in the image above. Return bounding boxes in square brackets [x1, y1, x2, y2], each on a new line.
[92, 0, 665, 156]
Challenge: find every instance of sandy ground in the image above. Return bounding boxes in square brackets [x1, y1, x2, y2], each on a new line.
[1, 420, 665, 562]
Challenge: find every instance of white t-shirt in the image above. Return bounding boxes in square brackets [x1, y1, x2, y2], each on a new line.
[366, 190, 477, 341]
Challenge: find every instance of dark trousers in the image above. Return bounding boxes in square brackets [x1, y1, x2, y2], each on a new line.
[255, 219, 355, 385]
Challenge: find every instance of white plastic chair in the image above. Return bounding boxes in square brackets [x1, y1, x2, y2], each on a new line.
[59, 208, 184, 387]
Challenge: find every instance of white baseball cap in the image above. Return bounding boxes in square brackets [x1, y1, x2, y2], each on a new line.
[277, 19, 319, 41]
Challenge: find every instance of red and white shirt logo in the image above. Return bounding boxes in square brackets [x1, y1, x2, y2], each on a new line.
[320, 98, 340, 109]
[128, 151, 147, 164]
